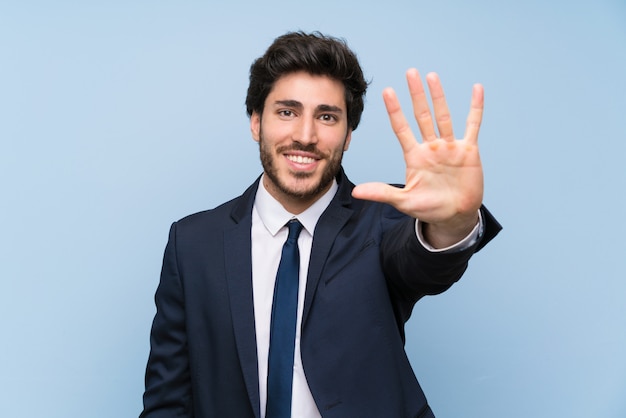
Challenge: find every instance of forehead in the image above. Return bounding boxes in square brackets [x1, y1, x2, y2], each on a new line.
[266, 72, 346, 109]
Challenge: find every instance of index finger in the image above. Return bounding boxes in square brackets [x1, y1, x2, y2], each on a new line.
[383, 87, 418, 155]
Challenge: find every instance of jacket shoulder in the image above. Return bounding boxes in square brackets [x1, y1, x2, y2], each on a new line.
[174, 178, 260, 232]
[176, 197, 237, 228]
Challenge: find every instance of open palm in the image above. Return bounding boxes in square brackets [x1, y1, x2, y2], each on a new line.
[352, 69, 484, 244]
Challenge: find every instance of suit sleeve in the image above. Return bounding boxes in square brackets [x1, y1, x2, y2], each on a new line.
[140, 222, 194, 417]
[381, 205, 502, 326]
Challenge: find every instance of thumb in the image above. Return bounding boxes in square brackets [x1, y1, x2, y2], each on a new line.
[351, 182, 401, 204]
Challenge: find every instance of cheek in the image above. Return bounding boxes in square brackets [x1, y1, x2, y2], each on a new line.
[263, 124, 292, 145]
[330, 135, 350, 154]
[318, 126, 349, 148]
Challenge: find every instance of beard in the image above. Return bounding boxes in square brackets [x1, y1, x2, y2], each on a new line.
[258, 130, 346, 201]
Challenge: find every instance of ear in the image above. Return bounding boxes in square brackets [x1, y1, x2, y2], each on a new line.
[250, 112, 261, 142]
[343, 129, 353, 151]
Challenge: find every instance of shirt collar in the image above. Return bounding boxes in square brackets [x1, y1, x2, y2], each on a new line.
[254, 174, 338, 237]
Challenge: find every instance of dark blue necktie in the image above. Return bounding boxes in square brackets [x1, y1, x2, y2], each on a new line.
[266, 219, 303, 418]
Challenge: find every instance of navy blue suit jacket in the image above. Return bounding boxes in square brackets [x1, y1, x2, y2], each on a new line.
[140, 169, 501, 417]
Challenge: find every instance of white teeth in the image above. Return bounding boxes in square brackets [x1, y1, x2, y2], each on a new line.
[287, 155, 315, 164]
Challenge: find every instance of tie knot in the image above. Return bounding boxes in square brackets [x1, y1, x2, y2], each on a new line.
[287, 219, 303, 240]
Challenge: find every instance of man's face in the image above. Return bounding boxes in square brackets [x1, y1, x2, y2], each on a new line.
[250, 71, 352, 213]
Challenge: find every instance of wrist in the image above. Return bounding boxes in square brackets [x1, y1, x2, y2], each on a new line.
[422, 211, 480, 249]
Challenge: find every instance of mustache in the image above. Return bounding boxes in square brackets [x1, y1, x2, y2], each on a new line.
[276, 142, 328, 159]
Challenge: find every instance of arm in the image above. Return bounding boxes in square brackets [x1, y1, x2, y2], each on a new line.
[381, 204, 501, 329]
[352, 69, 486, 248]
[140, 223, 193, 417]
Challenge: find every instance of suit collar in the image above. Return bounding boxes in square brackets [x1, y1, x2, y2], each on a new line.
[334, 166, 357, 206]
[230, 175, 262, 224]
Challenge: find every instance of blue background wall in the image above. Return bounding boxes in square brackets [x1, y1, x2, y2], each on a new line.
[1, 1, 625, 416]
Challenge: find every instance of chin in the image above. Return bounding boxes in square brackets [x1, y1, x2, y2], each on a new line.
[282, 177, 324, 199]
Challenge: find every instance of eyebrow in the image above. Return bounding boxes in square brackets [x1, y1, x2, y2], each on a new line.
[273, 100, 344, 114]
[317, 104, 343, 114]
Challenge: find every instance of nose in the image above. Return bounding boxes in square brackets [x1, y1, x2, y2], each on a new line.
[293, 116, 317, 145]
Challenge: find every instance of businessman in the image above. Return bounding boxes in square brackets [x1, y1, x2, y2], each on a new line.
[140, 31, 501, 418]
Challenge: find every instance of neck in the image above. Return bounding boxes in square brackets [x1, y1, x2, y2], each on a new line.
[262, 176, 334, 215]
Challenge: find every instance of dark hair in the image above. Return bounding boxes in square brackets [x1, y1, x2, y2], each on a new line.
[245, 31, 369, 131]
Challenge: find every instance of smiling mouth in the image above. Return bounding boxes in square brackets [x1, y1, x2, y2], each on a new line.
[286, 155, 317, 164]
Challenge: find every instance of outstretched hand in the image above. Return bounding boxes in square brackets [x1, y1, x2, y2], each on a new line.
[351, 69, 484, 248]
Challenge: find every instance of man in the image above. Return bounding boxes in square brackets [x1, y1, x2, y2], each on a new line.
[140, 31, 501, 417]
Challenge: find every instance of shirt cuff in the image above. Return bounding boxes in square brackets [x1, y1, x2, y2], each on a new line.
[415, 210, 484, 253]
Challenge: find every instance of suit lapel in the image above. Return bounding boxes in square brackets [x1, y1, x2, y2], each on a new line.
[224, 179, 261, 418]
[302, 170, 354, 326]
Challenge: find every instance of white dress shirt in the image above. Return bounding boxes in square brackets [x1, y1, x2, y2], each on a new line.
[251, 175, 482, 418]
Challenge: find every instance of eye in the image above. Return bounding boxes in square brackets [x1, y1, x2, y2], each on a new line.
[319, 114, 338, 123]
[278, 109, 295, 118]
